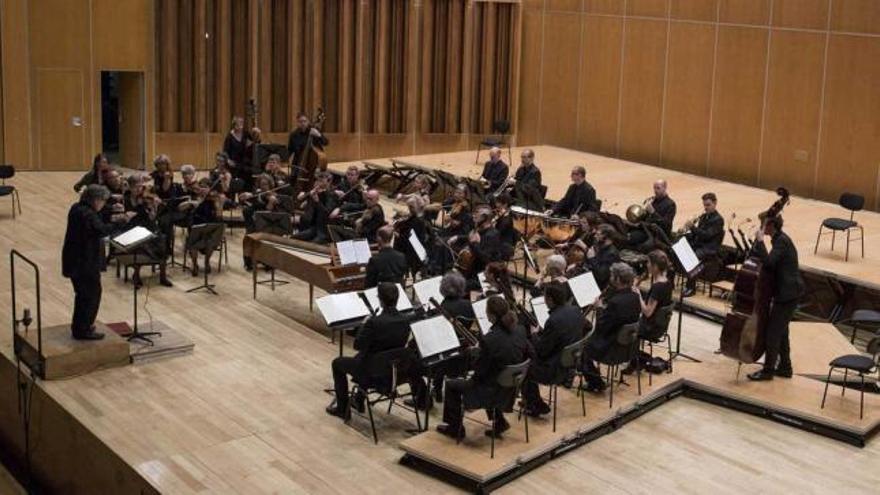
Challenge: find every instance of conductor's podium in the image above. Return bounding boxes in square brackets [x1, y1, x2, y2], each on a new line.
[14, 322, 130, 379]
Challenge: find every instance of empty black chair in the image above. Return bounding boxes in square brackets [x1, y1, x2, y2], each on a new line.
[838, 309, 880, 345]
[0, 164, 22, 219]
[348, 347, 421, 444]
[820, 336, 880, 419]
[596, 322, 640, 409]
[474, 119, 512, 165]
[639, 303, 675, 385]
[814, 193, 864, 262]
[549, 336, 588, 432]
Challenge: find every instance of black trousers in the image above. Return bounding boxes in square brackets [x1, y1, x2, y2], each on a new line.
[71, 273, 102, 337]
[332, 356, 358, 410]
[442, 378, 506, 430]
[522, 362, 557, 408]
[762, 299, 797, 372]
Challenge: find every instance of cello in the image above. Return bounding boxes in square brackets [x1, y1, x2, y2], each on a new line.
[294, 108, 327, 195]
[719, 187, 790, 364]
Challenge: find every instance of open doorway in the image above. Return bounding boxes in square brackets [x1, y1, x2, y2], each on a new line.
[101, 71, 144, 169]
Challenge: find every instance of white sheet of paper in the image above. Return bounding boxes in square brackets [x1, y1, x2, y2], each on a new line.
[316, 291, 371, 325]
[362, 283, 413, 313]
[408, 230, 427, 262]
[478, 272, 488, 294]
[673, 237, 700, 274]
[472, 298, 492, 335]
[413, 276, 444, 309]
[336, 240, 357, 266]
[111, 226, 154, 249]
[353, 239, 372, 264]
[531, 296, 550, 329]
[410, 316, 460, 358]
[569, 271, 602, 308]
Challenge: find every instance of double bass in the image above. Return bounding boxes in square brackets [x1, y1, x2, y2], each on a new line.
[719, 187, 790, 363]
[294, 108, 328, 194]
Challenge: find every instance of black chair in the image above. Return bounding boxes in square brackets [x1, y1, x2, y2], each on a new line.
[837, 309, 880, 345]
[814, 193, 865, 262]
[639, 303, 675, 386]
[820, 336, 880, 419]
[597, 322, 640, 409]
[474, 119, 512, 165]
[460, 359, 531, 459]
[0, 164, 22, 219]
[348, 347, 421, 444]
[549, 336, 588, 432]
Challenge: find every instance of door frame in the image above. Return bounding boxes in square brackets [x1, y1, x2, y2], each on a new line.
[98, 69, 147, 170]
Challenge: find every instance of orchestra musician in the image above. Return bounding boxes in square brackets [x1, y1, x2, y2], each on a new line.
[150, 154, 173, 193]
[325, 283, 412, 420]
[222, 116, 250, 182]
[123, 189, 174, 288]
[185, 178, 223, 276]
[242, 127, 262, 188]
[747, 214, 803, 381]
[395, 174, 432, 206]
[532, 254, 572, 302]
[681, 192, 725, 297]
[180, 164, 200, 197]
[436, 295, 531, 440]
[62, 185, 136, 340]
[364, 226, 408, 288]
[582, 224, 621, 289]
[580, 263, 641, 392]
[467, 207, 508, 276]
[510, 148, 544, 210]
[355, 189, 386, 242]
[263, 153, 289, 189]
[103, 169, 126, 201]
[480, 147, 509, 192]
[441, 184, 473, 238]
[329, 165, 366, 221]
[74, 153, 111, 193]
[548, 166, 597, 218]
[622, 250, 673, 374]
[645, 179, 677, 238]
[521, 284, 584, 417]
[393, 196, 430, 278]
[287, 112, 328, 184]
[292, 171, 335, 244]
[240, 173, 283, 270]
[493, 193, 518, 254]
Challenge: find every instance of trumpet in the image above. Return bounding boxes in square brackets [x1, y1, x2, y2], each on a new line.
[676, 214, 701, 237]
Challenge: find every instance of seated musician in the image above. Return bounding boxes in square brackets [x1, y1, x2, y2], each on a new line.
[509, 148, 544, 210]
[365, 226, 408, 288]
[185, 178, 223, 276]
[287, 112, 328, 185]
[240, 174, 283, 270]
[622, 250, 673, 374]
[493, 193, 518, 254]
[645, 179, 676, 238]
[329, 165, 365, 220]
[441, 184, 473, 237]
[180, 164, 199, 197]
[393, 196, 430, 278]
[124, 190, 174, 288]
[581, 263, 641, 392]
[325, 282, 411, 419]
[522, 284, 584, 416]
[532, 254, 572, 301]
[468, 207, 507, 277]
[209, 151, 232, 183]
[74, 153, 111, 193]
[356, 189, 386, 242]
[150, 154, 173, 193]
[682, 192, 725, 297]
[292, 171, 335, 244]
[582, 224, 620, 289]
[103, 169, 126, 201]
[436, 296, 531, 440]
[480, 147, 509, 192]
[263, 153, 289, 190]
[123, 173, 148, 212]
[548, 166, 597, 218]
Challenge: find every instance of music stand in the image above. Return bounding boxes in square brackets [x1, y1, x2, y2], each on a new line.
[254, 212, 293, 289]
[186, 223, 225, 295]
[110, 227, 162, 344]
[671, 237, 703, 364]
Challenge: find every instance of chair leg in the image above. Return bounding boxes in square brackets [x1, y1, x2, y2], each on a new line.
[814, 225, 822, 254]
[607, 365, 614, 409]
[860, 226, 865, 258]
[490, 412, 496, 459]
[859, 374, 865, 420]
[648, 342, 654, 386]
[842, 369, 848, 396]
[523, 399, 529, 443]
[845, 229, 850, 262]
[667, 334, 673, 373]
[475, 145, 482, 165]
[820, 367, 833, 409]
[636, 352, 642, 396]
[831, 230, 836, 251]
[366, 398, 378, 444]
[851, 323, 859, 345]
[552, 385, 557, 433]
[579, 374, 586, 416]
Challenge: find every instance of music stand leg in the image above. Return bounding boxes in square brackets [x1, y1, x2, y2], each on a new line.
[186, 255, 218, 295]
[123, 252, 162, 345]
[671, 286, 701, 363]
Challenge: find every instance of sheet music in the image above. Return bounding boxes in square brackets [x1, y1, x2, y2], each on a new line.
[413, 276, 444, 309]
[408, 230, 427, 262]
[111, 226, 154, 249]
[477, 272, 488, 295]
[362, 283, 413, 313]
[531, 296, 550, 329]
[353, 239, 372, 264]
[569, 271, 602, 308]
[410, 316, 460, 358]
[316, 291, 371, 325]
[673, 237, 701, 274]
[472, 298, 492, 335]
[337, 240, 358, 266]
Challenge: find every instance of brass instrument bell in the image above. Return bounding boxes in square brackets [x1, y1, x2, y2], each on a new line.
[626, 203, 647, 223]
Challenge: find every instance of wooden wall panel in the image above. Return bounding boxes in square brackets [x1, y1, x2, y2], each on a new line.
[618, 19, 667, 165]
[670, 0, 718, 21]
[759, 30, 824, 196]
[577, 15, 623, 156]
[627, 0, 671, 18]
[718, 0, 770, 25]
[546, 0, 581, 12]
[772, 0, 829, 30]
[93, 0, 150, 70]
[538, 12, 581, 148]
[1, 0, 33, 168]
[707, 26, 767, 184]
[584, 0, 624, 15]
[661, 22, 714, 174]
[516, 9, 543, 145]
[830, 0, 880, 35]
[816, 35, 880, 208]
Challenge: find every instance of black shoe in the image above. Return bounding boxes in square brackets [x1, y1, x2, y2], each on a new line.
[403, 397, 433, 412]
[747, 369, 774, 381]
[436, 423, 465, 440]
[351, 391, 366, 414]
[485, 420, 510, 438]
[73, 331, 105, 341]
[562, 370, 575, 389]
[325, 403, 350, 420]
[432, 385, 444, 403]
[523, 402, 551, 417]
[132, 276, 143, 290]
[681, 287, 696, 298]
[774, 367, 793, 378]
[159, 277, 173, 288]
[621, 363, 637, 375]
[580, 381, 606, 394]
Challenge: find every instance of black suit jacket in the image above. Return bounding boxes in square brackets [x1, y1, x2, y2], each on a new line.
[553, 182, 597, 217]
[689, 210, 725, 254]
[365, 247, 408, 288]
[648, 195, 677, 236]
[352, 308, 411, 368]
[534, 304, 583, 371]
[514, 164, 542, 190]
[494, 213, 518, 257]
[587, 288, 641, 356]
[464, 323, 530, 408]
[752, 230, 804, 304]
[62, 201, 117, 279]
[481, 160, 509, 191]
[584, 242, 620, 289]
[287, 127, 329, 165]
[441, 297, 476, 329]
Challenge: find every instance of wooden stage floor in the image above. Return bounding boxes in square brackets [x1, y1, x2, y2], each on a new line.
[0, 149, 879, 493]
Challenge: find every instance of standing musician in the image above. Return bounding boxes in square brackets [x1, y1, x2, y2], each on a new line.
[480, 147, 509, 192]
[241, 127, 262, 188]
[62, 185, 135, 340]
[509, 148, 544, 210]
[292, 171, 335, 244]
[747, 214, 803, 381]
[287, 112, 328, 184]
[582, 224, 621, 289]
[436, 295, 531, 440]
[493, 193, 519, 253]
[682, 192, 725, 297]
[548, 166, 597, 218]
[522, 284, 584, 417]
[74, 154, 111, 193]
[329, 165, 366, 221]
[580, 263, 641, 392]
[364, 226, 409, 288]
[393, 196, 430, 278]
[185, 178, 223, 277]
[222, 116, 250, 183]
[645, 179, 677, 238]
[325, 283, 411, 419]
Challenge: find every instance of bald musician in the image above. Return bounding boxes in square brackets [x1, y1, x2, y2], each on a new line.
[480, 147, 509, 192]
